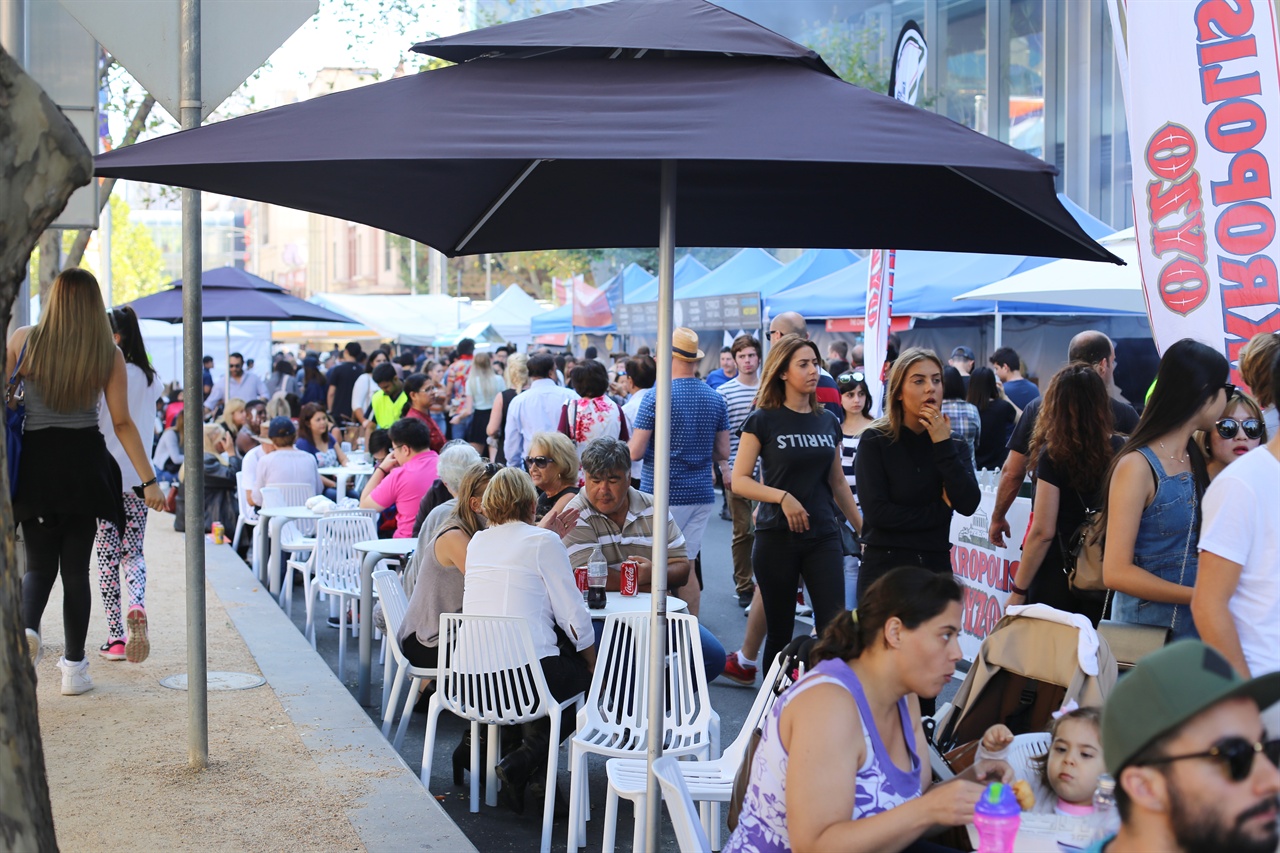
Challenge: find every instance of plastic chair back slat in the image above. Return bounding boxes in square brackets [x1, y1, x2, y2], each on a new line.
[312, 515, 378, 595]
[437, 614, 558, 726]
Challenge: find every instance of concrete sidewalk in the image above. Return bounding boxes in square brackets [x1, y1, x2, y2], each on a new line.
[31, 512, 474, 852]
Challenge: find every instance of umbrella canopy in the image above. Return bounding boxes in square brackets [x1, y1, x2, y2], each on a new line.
[124, 280, 355, 324]
[954, 228, 1144, 313]
[414, 0, 837, 76]
[95, 60, 1119, 266]
[166, 266, 285, 291]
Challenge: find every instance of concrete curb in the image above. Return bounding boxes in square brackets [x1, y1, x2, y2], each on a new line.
[205, 543, 476, 852]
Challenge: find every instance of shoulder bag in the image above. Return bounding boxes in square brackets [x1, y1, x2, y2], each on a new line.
[1060, 490, 1106, 593]
[6, 342, 28, 498]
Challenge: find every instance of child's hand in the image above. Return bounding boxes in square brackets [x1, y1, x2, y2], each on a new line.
[982, 724, 1015, 754]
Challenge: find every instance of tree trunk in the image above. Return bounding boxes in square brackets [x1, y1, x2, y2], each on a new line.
[63, 93, 156, 270]
[0, 44, 95, 853]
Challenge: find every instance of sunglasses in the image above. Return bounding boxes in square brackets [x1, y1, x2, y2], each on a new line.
[1223, 382, 1237, 398]
[524, 456, 554, 470]
[837, 371, 866, 387]
[1215, 417, 1263, 440]
[1139, 737, 1280, 783]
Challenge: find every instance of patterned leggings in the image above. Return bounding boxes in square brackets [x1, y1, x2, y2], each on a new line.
[95, 492, 149, 641]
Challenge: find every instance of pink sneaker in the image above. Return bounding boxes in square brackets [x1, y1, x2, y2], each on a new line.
[126, 606, 150, 663]
[99, 639, 127, 661]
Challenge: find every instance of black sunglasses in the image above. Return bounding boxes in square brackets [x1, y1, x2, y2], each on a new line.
[1139, 737, 1280, 783]
[1223, 382, 1237, 399]
[837, 371, 866, 387]
[524, 456, 553, 470]
[1216, 417, 1263, 440]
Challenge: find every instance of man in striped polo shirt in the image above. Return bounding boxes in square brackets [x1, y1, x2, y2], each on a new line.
[717, 334, 762, 609]
[560, 438, 727, 681]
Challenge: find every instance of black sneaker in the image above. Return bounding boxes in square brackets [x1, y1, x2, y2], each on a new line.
[719, 504, 732, 521]
[737, 589, 754, 609]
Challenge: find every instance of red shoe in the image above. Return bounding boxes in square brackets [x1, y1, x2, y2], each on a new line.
[99, 639, 127, 661]
[126, 606, 150, 663]
[721, 652, 757, 687]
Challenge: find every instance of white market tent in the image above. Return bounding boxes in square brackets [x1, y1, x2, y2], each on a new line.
[308, 293, 482, 345]
[460, 284, 550, 348]
[140, 319, 265, 388]
[954, 227, 1143, 313]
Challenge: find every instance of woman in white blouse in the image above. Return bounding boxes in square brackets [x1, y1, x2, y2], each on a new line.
[463, 466, 596, 815]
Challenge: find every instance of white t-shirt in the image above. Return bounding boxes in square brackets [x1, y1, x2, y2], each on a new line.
[1198, 446, 1280, 676]
[98, 363, 162, 490]
[622, 392, 646, 482]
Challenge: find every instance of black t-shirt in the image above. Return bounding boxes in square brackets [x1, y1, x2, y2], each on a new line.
[1008, 396, 1139, 457]
[975, 399, 1018, 470]
[741, 406, 842, 537]
[1036, 435, 1127, 543]
[327, 361, 364, 420]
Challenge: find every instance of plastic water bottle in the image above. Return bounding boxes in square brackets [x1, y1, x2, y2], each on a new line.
[973, 782, 1021, 853]
[587, 546, 608, 609]
[1089, 775, 1120, 843]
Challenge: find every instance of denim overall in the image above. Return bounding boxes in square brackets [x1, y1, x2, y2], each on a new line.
[1111, 446, 1200, 640]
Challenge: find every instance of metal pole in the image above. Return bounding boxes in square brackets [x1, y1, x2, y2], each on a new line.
[180, 0, 208, 771]
[994, 301, 1003, 348]
[643, 159, 676, 852]
[101, 194, 113, 307]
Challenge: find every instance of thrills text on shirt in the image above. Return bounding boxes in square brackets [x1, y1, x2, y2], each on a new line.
[775, 433, 836, 450]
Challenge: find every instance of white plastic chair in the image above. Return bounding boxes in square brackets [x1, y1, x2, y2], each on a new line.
[654, 755, 713, 853]
[300, 514, 378, 677]
[372, 568, 437, 749]
[232, 471, 260, 569]
[1006, 732, 1054, 804]
[568, 613, 720, 850]
[283, 506, 379, 614]
[602, 655, 783, 852]
[422, 614, 584, 853]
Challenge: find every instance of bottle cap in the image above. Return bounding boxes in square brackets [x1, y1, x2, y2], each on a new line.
[974, 782, 1021, 817]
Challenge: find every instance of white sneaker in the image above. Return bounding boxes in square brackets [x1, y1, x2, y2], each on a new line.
[57, 657, 93, 695]
[26, 629, 43, 668]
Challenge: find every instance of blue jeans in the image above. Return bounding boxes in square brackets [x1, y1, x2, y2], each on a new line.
[590, 619, 726, 683]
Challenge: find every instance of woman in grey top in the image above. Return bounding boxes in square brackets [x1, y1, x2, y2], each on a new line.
[8, 269, 165, 696]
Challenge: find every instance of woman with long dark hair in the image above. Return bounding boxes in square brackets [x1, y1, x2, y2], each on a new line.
[726, 567, 1010, 853]
[9, 270, 165, 693]
[731, 334, 862, 672]
[94, 305, 164, 663]
[967, 365, 1018, 470]
[399, 372, 447, 452]
[299, 356, 328, 406]
[941, 365, 980, 470]
[1102, 338, 1230, 640]
[837, 369, 875, 610]
[1005, 364, 1120, 624]
[855, 348, 980, 601]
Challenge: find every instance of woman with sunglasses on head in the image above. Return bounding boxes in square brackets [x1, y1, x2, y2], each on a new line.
[837, 370, 875, 611]
[93, 305, 164, 664]
[525, 431, 579, 522]
[1200, 391, 1266, 481]
[9, 271, 166, 694]
[1103, 338, 1231, 641]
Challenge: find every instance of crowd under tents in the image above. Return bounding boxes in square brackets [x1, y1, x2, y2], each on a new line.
[307, 293, 485, 345]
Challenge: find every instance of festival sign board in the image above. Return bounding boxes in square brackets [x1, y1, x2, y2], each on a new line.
[949, 486, 1032, 663]
[614, 292, 761, 334]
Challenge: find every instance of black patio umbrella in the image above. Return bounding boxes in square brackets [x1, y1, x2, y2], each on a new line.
[93, 2, 1121, 843]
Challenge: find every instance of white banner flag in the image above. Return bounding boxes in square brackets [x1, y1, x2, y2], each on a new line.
[1120, 0, 1280, 379]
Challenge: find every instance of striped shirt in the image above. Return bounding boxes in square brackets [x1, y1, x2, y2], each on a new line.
[840, 432, 861, 501]
[562, 488, 688, 570]
[717, 377, 759, 468]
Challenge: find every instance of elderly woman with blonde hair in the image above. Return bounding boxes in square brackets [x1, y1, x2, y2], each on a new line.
[462, 466, 595, 814]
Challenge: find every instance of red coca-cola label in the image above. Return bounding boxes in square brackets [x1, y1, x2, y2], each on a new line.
[620, 561, 638, 596]
[574, 566, 589, 595]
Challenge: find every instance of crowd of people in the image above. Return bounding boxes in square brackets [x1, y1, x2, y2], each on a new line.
[14, 268, 1280, 853]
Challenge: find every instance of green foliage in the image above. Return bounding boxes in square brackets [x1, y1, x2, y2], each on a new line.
[804, 19, 889, 94]
[73, 197, 166, 306]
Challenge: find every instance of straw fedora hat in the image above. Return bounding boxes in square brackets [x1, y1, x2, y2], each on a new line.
[672, 327, 705, 362]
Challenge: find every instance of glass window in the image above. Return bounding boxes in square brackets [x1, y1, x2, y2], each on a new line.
[1008, 0, 1045, 157]
[937, 0, 987, 131]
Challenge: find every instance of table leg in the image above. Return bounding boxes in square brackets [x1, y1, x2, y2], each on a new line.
[358, 550, 379, 706]
[254, 520, 268, 585]
[268, 517, 285, 598]
[336, 473, 350, 498]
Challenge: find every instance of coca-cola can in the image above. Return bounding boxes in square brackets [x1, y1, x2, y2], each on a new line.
[620, 560, 639, 597]
[574, 566, 589, 600]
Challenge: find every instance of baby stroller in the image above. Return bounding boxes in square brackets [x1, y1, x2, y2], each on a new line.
[930, 605, 1118, 774]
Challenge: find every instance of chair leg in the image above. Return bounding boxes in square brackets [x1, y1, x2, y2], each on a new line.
[303, 579, 317, 646]
[232, 518, 244, 551]
[567, 745, 585, 850]
[393, 676, 419, 751]
[382, 661, 406, 738]
[336, 594, 348, 678]
[631, 793, 647, 853]
[421, 696, 443, 788]
[601, 785, 621, 853]
[469, 720, 482, 813]
[381, 640, 395, 719]
[485, 722, 499, 809]
[708, 801, 721, 850]
[700, 800, 714, 849]
[539, 707, 561, 853]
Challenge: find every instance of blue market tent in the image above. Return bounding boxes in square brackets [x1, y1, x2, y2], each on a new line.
[681, 247, 858, 298]
[766, 195, 1128, 318]
[649, 247, 782, 299]
[602, 262, 656, 311]
[625, 249, 764, 304]
[533, 253, 711, 335]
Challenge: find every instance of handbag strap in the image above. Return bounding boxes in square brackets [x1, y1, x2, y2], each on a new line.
[7, 341, 28, 403]
[1169, 486, 1197, 632]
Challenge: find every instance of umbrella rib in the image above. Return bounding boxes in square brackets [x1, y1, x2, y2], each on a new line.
[944, 166, 1124, 265]
[455, 160, 547, 254]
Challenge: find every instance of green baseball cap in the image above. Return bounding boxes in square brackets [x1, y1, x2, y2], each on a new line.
[1102, 640, 1280, 776]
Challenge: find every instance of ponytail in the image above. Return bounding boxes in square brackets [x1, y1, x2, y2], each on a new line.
[812, 567, 963, 663]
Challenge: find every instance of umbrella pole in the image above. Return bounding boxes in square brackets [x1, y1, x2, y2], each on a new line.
[180, 0, 209, 771]
[225, 320, 230, 402]
[644, 160, 676, 853]
[994, 301, 1003, 349]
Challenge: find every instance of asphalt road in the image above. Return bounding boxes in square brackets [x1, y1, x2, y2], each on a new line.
[290, 501, 962, 851]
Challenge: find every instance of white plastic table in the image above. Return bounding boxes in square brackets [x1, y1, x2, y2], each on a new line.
[317, 464, 374, 497]
[586, 591, 688, 619]
[352, 537, 417, 707]
[255, 505, 321, 598]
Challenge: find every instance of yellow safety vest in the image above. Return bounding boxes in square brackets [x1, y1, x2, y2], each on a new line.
[371, 390, 407, 429]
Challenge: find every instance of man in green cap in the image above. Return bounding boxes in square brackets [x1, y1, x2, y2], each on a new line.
[1085, 640, 1280, 852]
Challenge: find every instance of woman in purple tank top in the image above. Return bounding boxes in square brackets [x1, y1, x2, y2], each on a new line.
[726, 567, 1014, 853]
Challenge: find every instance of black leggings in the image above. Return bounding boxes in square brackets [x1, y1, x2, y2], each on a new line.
[753, 529, 844, 673]
[22, 515, 98, 662]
